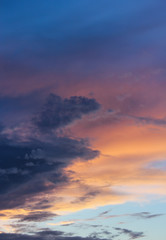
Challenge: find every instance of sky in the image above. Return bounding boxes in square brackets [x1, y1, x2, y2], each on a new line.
[0, 0, 166, 239]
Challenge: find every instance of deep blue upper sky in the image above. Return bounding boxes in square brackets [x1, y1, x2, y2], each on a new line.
[1, 0, 166, 81]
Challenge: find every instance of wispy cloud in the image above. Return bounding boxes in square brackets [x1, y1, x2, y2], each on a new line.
[115, 228, 145, 239]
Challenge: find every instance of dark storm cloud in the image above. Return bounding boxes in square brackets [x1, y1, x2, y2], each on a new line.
[33, 137, 100, 161]
[0, 142, 62, 195]
[33, 94, 100, 132]
[0, 136, 99, 209]
[0, 230, 108, 240]
[115, 228, 145, 239]
[0, 91, 99, 210]
[0, 94, 99, 210]
[0, 93, 99, 210]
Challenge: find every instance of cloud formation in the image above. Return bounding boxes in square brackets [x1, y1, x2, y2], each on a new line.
[0, 137, 99, 210]
[131, 212, 164, 219]
[14, 211, 58, 222]
[0, 94, 100, 211]
[115, 228, 145, 239]
[33, 94, 100, 132]
[0, 230, 108, 240]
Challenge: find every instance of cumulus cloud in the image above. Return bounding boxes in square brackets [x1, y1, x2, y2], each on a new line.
[33, 94, 100, 132]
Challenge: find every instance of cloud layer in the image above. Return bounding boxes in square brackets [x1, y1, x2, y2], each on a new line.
[0, 94, 100, 211]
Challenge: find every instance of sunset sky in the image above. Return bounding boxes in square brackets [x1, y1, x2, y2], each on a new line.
[0, 1, 166, 239]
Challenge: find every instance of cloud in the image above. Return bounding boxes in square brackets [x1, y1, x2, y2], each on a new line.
[129, 115, 166, 127]
[0, 93, 100, 211]
[0, 141, 63, 195]
[131, 212, 164, 219]
[97, 211, 164, 221]
[0, 230, 108, 240]
[0, 137, 99, 210]
[14, 211, 58, 222]
[115, 228, 145, 239]
[0, 143, 96, 211]
[98, 210, 112, 217]
[33, 94, 100, 132]
[71, 190, 100, 204]
[0, 179, 55, 210]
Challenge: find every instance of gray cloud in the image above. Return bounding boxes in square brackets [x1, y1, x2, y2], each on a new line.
[14, 211, 58, 222]
[134, 115, 166, 127]
[0, 93, 100, 211]
[98, 210, 112, 217]
[0, 230, 108, 240]
[115, 228, 145, 239]
[100, 211, 164, 221]
[33, 94, 100, 132]
[0, 136, 99, 210]
[131, 212, 164, 219]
